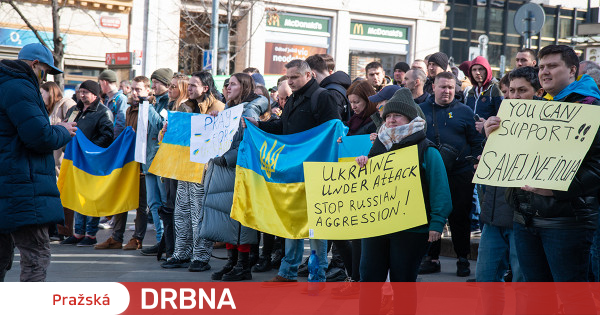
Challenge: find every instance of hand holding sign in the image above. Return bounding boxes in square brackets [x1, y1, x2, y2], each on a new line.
[190, 105, 244, 164]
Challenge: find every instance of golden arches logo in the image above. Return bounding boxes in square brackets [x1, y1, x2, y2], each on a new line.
[267, 13, 280, 27]
[353, 23, 364, 35]
[260, 140, 285, 178]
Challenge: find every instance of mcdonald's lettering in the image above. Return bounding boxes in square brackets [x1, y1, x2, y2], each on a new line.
[267, 13, 280, 27]
[352, 23, 364, 35]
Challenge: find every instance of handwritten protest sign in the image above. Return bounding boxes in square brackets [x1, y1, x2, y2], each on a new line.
[134, 101, 149, 164]
[473, 99, 600, 191]
[190, 105, 244, 164]
[303, 145, 428, 240]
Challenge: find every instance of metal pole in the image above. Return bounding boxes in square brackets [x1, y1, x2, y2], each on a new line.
[211, 0, 219, 76]
[526, 11, 532, 49]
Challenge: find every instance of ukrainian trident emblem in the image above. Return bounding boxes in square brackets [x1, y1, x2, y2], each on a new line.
[260, 140, 285, 178]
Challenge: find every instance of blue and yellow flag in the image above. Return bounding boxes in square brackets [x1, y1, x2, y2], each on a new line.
[149, 111, 205, 183]
[231, 120, 348, 239]
[338, 134, 373, 162]
[57, 127, 139, 216]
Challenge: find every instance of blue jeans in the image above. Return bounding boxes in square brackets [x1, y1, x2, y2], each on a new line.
[476, 223, 524, 282]
[514, 222, 593, 281]
[279, 239, 327, 281]
[145, 173, 165, 242]
[74, 213, 100, 236]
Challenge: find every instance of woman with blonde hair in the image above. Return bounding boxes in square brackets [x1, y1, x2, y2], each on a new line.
[168, 73, 193, 111]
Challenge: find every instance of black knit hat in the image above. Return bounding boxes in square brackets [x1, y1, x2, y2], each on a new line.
[428, 52, 449, 71]
[382, 88, 421, 121]
[394, 62, 410, 73]
[79, 80, 100, 97]
[151, 68, 174, 86]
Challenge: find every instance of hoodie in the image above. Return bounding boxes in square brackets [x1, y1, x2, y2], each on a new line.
[466, 56, 503, 120]
[321, 71, 352, 121]
[553, 74, 600, 101]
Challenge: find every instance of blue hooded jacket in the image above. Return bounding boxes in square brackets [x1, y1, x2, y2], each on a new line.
[0, 59, 72, 233]
[553, 74, 600, 101]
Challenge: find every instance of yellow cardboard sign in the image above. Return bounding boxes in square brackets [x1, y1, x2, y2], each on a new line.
[473, 99, 600, 191]
[303, 145, 428, 240]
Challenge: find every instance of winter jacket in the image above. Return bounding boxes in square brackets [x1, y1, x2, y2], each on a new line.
[374, 76, 393, 92]
[509, 78, 600, 230]
[367, 131, 452, 234]
[125, 102, 164, 174]
[259, 78, 342, 135]
[320, 71, 351, 121]
[183, 94, 225, 114]
[49, 97, 76, 177]
[154, 92, 170, 118]
[0, 59, 72, 233]
[200, 95, 269, 244]
[414, 92, 430, 105]
[104, 90, 129, 138]
[65, 98, 114, 148]
[419, 95, 484, 175]
[480, 186, 513, 228]
[465, 56, 503, 120]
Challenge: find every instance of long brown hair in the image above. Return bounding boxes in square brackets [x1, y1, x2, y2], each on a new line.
[170, 74, 189, 111]
[40, 81, 63, 113]
[227, 73, 255, 107]
[346, 80, 377, 118]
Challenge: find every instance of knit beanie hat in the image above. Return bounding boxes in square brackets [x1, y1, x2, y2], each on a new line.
[428, 52, 449, 71]
[393, 62, 410, 73]
[382, 88, 423, 121]
[151, 68, 174, 86]
[79, 80, 100, 97]
[98, 69, 117, 83]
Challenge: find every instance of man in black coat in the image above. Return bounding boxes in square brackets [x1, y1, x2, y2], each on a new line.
[306, 54, 352, 122]
[243, 59, 341, 283]
[0, 43, 76, 281]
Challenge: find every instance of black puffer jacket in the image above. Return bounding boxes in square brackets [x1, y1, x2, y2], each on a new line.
[509, 92, 600, 229]
[65, 98, 114, 148]
[320, 71, 351, 121]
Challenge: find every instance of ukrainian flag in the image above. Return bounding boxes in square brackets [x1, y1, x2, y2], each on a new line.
[149, 111, 205, 183]
[338, 134, 373, 162]
[57, 127, 139, 216]
[231, 119, 348, 239]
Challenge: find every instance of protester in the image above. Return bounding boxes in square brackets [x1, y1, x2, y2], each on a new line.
[168, 73, 193, 112]
[485, 45, 600, 283]
[403, 69, 429, 104]
[393, 61, 410, 86]
[356, 87, 452, 312]
[243, 59, 341, 283]
[345, 80, 378, 136]
[120, 79, 132, 98]
[162, 71, 224, 271]
[580, 60, 600, 76]
[419, 72, 484, 277]
[61, 80, 114, 247]
[515, 48, 537, 68]
[306, 54, 351, 121]
[411, 59, 428, 74]
[203, 73, 269, 281]
[151, 68, 173, 116]
[498, 73, 510, 99]
[99, 70, 128, 139]
[365, 61, 392, 92]
[268, 85, 278, 105]
[0, 43, 77, 282]
[368, 85, 401, 130]
[40, 81, 76, 177]
[424, 52, 464, 102]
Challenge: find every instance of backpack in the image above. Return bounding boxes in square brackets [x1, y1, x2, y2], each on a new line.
[310, 87, 328, 123]
[324, 83, 351, 121]
[310, 83, 350, 122]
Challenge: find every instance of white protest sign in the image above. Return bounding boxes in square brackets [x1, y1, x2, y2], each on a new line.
[190, 105, 244, 164]
[134, 101, 149, 164]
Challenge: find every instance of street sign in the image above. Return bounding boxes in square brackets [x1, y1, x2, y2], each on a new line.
[203, 50, 213, 70]
[105, 52, 132, 65]
[514, 3, 545, 48]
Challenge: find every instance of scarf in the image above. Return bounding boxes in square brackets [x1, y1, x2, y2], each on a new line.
[378, 117, 426, 151]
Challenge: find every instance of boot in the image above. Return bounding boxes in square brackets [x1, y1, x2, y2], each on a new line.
[222, 251, 252, 281]
[211, 249, 237, 280]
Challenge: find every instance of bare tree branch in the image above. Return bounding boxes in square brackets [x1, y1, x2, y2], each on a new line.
[2, 0, 52, 51]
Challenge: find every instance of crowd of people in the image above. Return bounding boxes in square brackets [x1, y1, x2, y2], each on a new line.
[1, 42, 600, 305]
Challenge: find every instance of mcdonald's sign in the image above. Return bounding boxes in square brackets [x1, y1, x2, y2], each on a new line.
[352, 23, 364, 35]
[265, 13, 330, 33]
[267, 12, 280, 27]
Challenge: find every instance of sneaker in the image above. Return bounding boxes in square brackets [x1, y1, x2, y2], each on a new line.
[261, 275, 298, 287]
[331, 279, 360, 299]
[457, 257, 471, 277]
[418, 257, 441, 274]
[161, 258, 191, 269]
[123, 238, 142, 250]
[251, 257, 272, 273]
[94, 237, 122, 249]
[326, 267, 348, 282]
[188, 260, 211, 272]
[297, 257, 309, 277]
[98, 221, 114, 230]
[60, 235, 83, 245]
[76, 236, 97, 247]
[140, 244, 159, 256]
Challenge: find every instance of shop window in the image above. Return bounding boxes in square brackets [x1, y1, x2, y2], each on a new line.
[64, 66, 102, 90]
[559, 17, 573, 39]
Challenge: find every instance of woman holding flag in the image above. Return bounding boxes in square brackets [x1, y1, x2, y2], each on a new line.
[202, 73, 269, 282]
